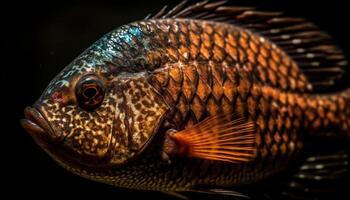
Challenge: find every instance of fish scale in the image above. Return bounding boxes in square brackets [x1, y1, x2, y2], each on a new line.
[107, 17, 348, 184]
[146, 19, 311, 93]
[147, 19, 308, 160]
[21, 1, 350, 194]
[145, 19, 350, 184]
[149, 61, 303, 165]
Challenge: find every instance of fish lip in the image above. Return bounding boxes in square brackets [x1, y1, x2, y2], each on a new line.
[21, 106, 59, 142]
[21, 107, 113, 171]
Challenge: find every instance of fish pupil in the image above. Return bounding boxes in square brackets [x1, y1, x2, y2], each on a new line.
[83, 86, 97, 99]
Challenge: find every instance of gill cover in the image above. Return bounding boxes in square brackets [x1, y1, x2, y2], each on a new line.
[110, 72, 168, 164]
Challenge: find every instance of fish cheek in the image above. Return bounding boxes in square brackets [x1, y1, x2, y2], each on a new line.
[127, 78, 168, 150]
[39, 102, 111, 158]
[62, 90, 117, 160]
[108, 76, 169, 165]
[66, 124, 111, 157]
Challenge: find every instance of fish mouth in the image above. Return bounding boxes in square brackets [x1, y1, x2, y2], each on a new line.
[21, 107, 111, 171]
[21, 107, 58, 143]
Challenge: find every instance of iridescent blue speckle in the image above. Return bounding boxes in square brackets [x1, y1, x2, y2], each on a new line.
[119, 26, 142, 43]
[45, 24, 150, 95]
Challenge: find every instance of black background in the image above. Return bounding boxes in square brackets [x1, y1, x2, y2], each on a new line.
[3, 0, 350, 199]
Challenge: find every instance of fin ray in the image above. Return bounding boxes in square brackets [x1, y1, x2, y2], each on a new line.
[151, 0, 348, 92]
[165, 112, 257, 163]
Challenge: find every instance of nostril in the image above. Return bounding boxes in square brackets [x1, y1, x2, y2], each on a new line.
[51, 91, 63, 102]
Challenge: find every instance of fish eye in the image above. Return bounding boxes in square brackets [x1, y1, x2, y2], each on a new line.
[75, 74, 105, 110]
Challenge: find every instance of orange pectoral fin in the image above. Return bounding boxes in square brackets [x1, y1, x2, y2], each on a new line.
[165, 113, 257, 163]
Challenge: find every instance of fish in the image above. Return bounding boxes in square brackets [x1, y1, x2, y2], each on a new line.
[21, 0, 350, 199]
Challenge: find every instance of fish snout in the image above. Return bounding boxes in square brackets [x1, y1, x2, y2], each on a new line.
[21, 106, 60, 142]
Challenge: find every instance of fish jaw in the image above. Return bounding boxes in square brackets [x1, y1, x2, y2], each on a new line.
[21, 105, 112, 171]
[21, 106, 62, 146]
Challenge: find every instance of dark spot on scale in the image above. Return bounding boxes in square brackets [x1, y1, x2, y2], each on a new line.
[63, 113, 71, 120]
[148, 111, 156, 116]
[99, 116, 108, 123]
[135, 103, 142, 110]
[139, 131, 147, 142]
[131, 98, 138, 104]
[141, 100, 151, 107]
[140, 91, 147, 96]
[134, 83, 143, 90]
[136, 115, 143, 121]
[140, 109, 148, 115]
[47, 112, 53, 118]
[105, 107, 112, 113]
[118, 102, 124, 110]
[80, 112, 90, 119]
[92, 125, 101, 131]
[85, 134, 93, 141]
[135, 91, 141, 99]
[63, 123, 70, 130]
[75, 119, 82, 126]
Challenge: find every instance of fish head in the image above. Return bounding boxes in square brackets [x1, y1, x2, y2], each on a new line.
[21, 47, 121, 170]
[21, 31, 169, 171]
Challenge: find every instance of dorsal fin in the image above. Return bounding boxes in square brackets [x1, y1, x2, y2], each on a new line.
[150, 0, 348, 92]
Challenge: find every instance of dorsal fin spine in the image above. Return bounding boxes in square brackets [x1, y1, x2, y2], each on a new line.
[150, 0, 348, 92]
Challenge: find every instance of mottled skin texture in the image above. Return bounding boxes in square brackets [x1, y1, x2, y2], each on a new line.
[31, 18, 350, 191]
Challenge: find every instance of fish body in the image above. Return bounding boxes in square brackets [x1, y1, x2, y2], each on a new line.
[22, 0, 350, 196]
